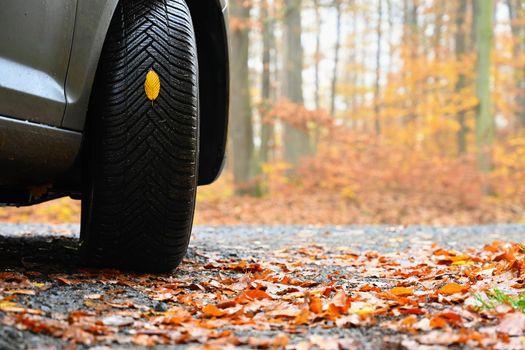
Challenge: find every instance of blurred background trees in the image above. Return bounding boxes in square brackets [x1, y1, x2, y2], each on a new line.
[219, 0, 525, 224]
[6, 0, 525, 225]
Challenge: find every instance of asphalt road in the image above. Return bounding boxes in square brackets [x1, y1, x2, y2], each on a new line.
[0, 224, 524, 349]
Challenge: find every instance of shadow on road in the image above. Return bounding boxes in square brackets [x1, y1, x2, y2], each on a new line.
[0, 233, 79, 270]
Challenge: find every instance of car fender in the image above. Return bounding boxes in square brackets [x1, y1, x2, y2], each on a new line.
[61, 0, 119, 131]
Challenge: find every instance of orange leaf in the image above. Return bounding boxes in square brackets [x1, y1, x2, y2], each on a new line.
[360, 285, 381, 292]
[401, 315, 418, 327]
[429, 316, 447, 329]
[294, 307, 310, 325]
[438, 311, 462, 324]
[438, 283, 469, 295]
[390, 287, 414, 297]
[229, 260, 248, 270]
[202, 304, 226, 317]
[244, 289, 272, 300]
[329, 290, 351, 313]
[495, 251, 516, 263]
[132, 334, 156, 347]
[326, 303, 341, 319]
[309, 296, 323, 314]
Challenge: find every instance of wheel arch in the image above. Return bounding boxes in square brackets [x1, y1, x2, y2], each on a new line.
[187, 0, 230, 186]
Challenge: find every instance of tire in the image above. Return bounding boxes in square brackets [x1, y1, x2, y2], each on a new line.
[80, 0, 199, 272]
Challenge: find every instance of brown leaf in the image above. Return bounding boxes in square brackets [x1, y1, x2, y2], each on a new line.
[62, 326, 95, 345]
[132, 334, 156, 347]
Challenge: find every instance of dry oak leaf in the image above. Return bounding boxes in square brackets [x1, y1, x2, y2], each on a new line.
[328, 290, 351, 314]
[390, 287, 414, 297]
[62, 326, 95, 345]
[247, 334, 289, 349]
[244, 289, 273, 300]
[294, 307, 310, 325]
[429, 316, 448, 329]
[202, 304, 227, 318]
[438, 283, 469, 295]
[132, 334, 156, 347]
[437, 311, 462, 325]
[309, 295, 324, 314]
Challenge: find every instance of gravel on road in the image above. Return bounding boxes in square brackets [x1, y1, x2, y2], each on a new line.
[0, 224, 523, 349]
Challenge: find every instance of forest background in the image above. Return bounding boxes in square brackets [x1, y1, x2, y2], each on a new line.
[3, 0, 525, 225]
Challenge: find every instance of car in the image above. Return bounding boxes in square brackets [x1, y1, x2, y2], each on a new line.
[0, 0, 229, 271]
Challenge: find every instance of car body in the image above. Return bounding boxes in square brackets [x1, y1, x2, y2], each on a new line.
[0, 0, 229, 206]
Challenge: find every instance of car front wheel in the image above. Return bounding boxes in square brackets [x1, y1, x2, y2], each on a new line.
[80, 0, 199, 271]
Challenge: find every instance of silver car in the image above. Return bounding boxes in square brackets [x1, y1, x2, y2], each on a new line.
[0, 0, 229, 271]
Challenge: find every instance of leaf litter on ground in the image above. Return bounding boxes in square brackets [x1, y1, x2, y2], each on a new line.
[0, 235, 524, 349]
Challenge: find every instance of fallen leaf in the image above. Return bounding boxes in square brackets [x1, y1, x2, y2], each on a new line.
[429, 316, 447, 329]
[309, 296, 323, 314]
[101, 315, 134, 327]
[202, 304, 227, 318]
[132, 334, 156, 347]
[390, 287, 414, 297]
[294, 307, 310, 325]
[4, 289, 35, 296]
[497, 312, 525, 336]
[244, 289, 273, 300]
[438, 283, 469, 295]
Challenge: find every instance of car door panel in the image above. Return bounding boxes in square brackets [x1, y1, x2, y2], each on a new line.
[0, 0, 76, 126]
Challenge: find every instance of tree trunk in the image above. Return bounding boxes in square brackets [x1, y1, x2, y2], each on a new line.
[230, 0, 256, 194]
[474, 0, 494, 174]
[283, 0, 309, 168]
[311, 0, 322, 152]
[350, 2, 359, 117]
[330, 0, 342, 117]
[455, 0, 469, 155]
[313, 0, 322, 111]
[402, 0, 419, 124]
[260, 0, 274, 164]
[506, 0, 525, 128]
[373, 0, 382, 134]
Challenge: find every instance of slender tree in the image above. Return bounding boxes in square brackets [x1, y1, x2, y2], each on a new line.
[330, 0, 342, 117]
[349, 1, 359, 117]
[474, 0, 494, 174]
[373, 0, 383, 134]
[402, 0, 419, 124]
[313, 0, 322, 111]
[506, 0, 525, 128]
[283, 0, 310, 168]
[230, 0, 256, 194]
[455, 0, 469, 155]
[260, 0, 275, 164]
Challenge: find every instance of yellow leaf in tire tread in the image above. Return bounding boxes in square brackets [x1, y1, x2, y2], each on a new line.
[144, 69, 161, 101]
